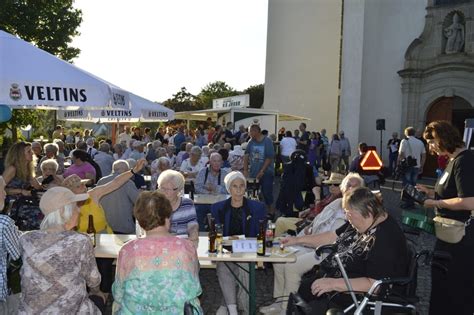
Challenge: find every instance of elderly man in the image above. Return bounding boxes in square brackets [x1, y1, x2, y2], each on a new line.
[94, 142, 114, 177]
[129, 141, 146, 161]
[85, 138, 98, 158]
[96, 160, 140, 234]
[195, 152, 228, 195]
[146, 140, 162, 163]
[31, 141, 44, 161]
[194, 152, 229, 231]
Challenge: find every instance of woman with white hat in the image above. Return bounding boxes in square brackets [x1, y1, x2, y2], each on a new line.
[211, 171, 267, 315]
[18, 187, 104, 314]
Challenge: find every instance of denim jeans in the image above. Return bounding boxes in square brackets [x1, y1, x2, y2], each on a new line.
[388, 152, 399, 175]
[402, 167, 419, 206]
[259, 173, 274, 206]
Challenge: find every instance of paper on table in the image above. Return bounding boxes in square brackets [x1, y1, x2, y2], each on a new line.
[272, 246, 299, 257]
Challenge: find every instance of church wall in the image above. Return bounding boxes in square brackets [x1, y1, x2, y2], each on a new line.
[340, 0, 426, 162]
[263, 0, 342, 134]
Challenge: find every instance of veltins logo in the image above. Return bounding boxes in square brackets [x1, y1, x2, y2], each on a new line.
[10, 83, 21, 101]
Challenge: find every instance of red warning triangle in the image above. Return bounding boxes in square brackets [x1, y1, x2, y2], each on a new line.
[360, 149, 383, 171]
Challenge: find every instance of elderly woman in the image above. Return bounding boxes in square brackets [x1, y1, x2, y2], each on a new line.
[211, 171, 267, 315]
[112, 191, 203, 314]
[166, 145, 176, 168]
[261, 173, 364, 313]
[417, 121, 474, 315]
[282, 187, 408, 313]
[157, 170, 199, 243]
[180, 146, 207, 179]
[63, 149, 96, 184]
[37, 159, 64, 189]
[36, 142, 65, 176]
[18, 187, 104, 314]
[176, 142, 193, 168]
[150, 156, 172, 191]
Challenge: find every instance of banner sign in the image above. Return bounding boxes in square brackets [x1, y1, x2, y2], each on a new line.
[213, 94, 250, 109]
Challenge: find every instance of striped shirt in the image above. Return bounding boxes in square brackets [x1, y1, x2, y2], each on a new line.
[0, 215, 21, 301]
[169, 197, 198, 236]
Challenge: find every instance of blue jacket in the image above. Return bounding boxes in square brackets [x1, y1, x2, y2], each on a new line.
[211, 198, 267, 237]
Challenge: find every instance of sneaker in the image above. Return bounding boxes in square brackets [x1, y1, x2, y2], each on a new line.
[260, 302, 282, 314]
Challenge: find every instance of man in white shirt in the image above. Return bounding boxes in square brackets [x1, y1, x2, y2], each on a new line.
[117, 126, 132, 147]
[280, 130, 297, 165]
[398, 126, 426, 207]
[85, 138, 98, 158]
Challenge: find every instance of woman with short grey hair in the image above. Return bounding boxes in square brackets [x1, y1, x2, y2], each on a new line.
[37, 142, 65, 175]
[18, 187, 105, 314]
[37, 159, 64, 189]
[150, 156, 171, 190]
[157, 170, 198, 245]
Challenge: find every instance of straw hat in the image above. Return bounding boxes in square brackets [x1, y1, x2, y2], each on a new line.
[322, 173, 345, 185]
[39, 186, 88, 216]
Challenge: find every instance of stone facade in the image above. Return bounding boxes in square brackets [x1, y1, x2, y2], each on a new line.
[399, 0, 474, 130]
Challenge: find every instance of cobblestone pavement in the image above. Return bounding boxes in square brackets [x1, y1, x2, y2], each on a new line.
[106, 178, 437, 315]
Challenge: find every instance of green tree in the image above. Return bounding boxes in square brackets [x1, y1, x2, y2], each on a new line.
[244, 84, 264, 108]
[0, 0, 83, 141]
[0, 0, 83, 62]
[163, 87, 202, 113]
[198, 81, 239, 109]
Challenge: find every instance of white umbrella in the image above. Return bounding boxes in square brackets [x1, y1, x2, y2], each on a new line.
[57, 93, 175, 123]
[0, 30, 129, 110]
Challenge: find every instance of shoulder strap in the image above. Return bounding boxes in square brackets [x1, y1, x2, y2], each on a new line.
[204, 167, 209, 184]
[405, 138, 413, 157]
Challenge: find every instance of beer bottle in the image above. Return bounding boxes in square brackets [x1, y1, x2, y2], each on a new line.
[257, 220, 266, 256]
[265, 220, 275, 249]
[87, 215, 96, 247]
[208, 215, 217, 253]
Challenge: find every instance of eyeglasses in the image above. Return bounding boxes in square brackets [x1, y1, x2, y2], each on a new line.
[158, 186, 179, 192]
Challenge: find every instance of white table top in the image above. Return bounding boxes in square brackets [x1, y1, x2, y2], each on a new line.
[94, 234, 296, 265]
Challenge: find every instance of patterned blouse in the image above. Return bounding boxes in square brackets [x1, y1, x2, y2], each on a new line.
[113, 236, 203, 314]
[18, 230, 101, 314]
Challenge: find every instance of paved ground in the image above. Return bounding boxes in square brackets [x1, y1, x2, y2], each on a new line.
[106, 177, 437, 315]
[199, 181, 436, 314]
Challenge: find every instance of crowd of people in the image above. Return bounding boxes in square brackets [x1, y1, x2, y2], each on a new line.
[0, 120, 472, 314]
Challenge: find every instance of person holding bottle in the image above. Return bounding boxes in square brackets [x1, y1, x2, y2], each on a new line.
[211, 171, 267, 315]
[18, 187, 104, 314]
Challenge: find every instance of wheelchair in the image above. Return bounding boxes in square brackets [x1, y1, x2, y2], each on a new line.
[288, 238, 450, 315]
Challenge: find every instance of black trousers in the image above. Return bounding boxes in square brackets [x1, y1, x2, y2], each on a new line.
[429, 224, 474, 315]
[297, 269, 353, 314]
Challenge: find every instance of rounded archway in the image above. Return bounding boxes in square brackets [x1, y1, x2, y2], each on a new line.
[423, 96, 474, 176]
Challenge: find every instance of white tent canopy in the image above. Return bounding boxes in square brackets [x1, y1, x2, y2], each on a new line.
[0, 30, 130, 110]
[57, 93, 174, 123]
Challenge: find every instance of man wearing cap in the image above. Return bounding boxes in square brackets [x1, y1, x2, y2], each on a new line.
[338, 131, 351, 172]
